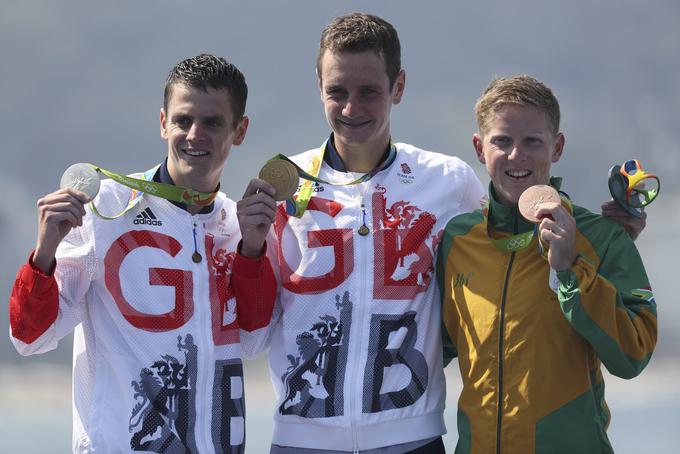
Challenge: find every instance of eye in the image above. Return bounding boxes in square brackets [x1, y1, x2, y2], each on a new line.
[174, 115, 192, 128]
[492, 136, 511, 147]
[524, 137, 543, 147]
[325, 87, 347, 99]
[360, 87, 379, 97]
[205, 117, 225, 128]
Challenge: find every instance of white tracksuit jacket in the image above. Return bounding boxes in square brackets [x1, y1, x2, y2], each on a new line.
[266, 142, 485, 451]
[10, 174, 271, 453]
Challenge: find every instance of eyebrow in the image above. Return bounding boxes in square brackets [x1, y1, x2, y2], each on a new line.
[324, 83, 382, 91]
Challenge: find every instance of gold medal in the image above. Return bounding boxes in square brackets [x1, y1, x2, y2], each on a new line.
[258, 159, 299, 201]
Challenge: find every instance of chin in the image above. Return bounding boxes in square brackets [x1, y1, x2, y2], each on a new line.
[337, 132, 369, 146]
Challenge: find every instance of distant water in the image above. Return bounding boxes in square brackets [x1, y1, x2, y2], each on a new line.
[1, 358, 678, 453]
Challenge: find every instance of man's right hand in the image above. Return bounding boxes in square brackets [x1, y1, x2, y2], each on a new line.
[236, 179, 277, 258]
[601, 199, 647, 241]
[33, 188, 90, 273]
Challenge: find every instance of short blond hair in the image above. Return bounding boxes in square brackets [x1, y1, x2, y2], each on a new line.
[475, 75, 560, 136]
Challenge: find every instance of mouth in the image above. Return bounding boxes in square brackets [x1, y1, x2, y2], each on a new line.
[505, 169, 532, 179]
[182, 148, 209, 157]
[337, 117, 371, 129]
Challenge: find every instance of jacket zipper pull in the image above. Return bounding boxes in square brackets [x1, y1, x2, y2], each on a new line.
[192, 221, 202, 263]
[358, 203, 370, 236]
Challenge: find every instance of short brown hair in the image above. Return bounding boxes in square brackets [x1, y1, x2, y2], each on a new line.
[475, 75, 560, 136]
[164, 54, 248, 128]
[316, 13, 401, 88]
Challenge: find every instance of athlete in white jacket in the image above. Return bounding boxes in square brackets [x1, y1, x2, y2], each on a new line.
[236, 14, 485, 453]
[274, 139, 483, 452]
[9, 54, 275, 453]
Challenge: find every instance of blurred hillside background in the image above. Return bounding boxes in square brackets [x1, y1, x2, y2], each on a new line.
[1, 1, 678, 452]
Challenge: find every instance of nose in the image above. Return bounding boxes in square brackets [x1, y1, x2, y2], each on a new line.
[186, 122, 204, 141]
[508, 145, 524, 161]
[341, 93, 360, 117]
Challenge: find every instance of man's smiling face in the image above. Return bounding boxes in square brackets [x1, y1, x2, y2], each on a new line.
[160, 84, 247, 192]
[318, 49, 404, 157]
[474, 103, 564, 205]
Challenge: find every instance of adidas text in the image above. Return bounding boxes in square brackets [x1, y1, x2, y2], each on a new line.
[134, 207, 162, 226]
[133, 218, 163, 226]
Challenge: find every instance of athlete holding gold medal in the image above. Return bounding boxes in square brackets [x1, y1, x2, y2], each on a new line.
[9, 54, 276, 453]
[237, 13, 486, 453]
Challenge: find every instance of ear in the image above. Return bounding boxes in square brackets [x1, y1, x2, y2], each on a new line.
[317, 69, 324, 103]
[473, 134, 485, 164]
[551, 132, 565, 163]
[160, 108, 168, 140]
[232, 116, 249, 146]
[392, 69, 406, 105]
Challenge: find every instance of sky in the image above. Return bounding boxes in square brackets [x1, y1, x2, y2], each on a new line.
[1, 0, 678, 452]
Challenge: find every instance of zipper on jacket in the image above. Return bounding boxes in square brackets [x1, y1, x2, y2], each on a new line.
[496, 215, 518, 454]
[350, 186, 369, 453]
[193, 217, 212, 454]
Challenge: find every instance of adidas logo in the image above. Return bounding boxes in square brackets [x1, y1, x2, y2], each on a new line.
[133, 207, 163, 226]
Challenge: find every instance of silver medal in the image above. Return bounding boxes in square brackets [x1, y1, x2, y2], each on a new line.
[60, 163, 101, 200]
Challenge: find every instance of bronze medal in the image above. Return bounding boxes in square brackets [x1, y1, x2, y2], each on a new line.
[258, 159, 299, 201]
[358, 225, 370, 236]
[192, 252, 202, 263]
[518, 185, 561, 224]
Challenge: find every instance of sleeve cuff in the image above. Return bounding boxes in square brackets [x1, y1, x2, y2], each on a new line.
[22, 251, 58, 295]
[557, 254, 596, 290]
[234, 241, 269, 278]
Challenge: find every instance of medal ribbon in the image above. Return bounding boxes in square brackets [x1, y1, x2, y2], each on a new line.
[84, 164, 219, 220]
[489, 227, 536, 252]
[269, 139, 396, 218]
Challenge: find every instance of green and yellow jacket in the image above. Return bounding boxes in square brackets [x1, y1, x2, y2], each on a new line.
[436, 179, 657, 454]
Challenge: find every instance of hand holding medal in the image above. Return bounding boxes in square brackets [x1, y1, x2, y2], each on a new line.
[33, 164, 102, 272]
[518, 184, 576, 272]
[258, 159, 299, 201]
[234, 159, 298, 258]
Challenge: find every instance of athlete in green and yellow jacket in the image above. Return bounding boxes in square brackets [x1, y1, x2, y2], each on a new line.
[437, 75, 657, 454]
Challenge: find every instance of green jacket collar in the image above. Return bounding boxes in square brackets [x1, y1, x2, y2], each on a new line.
[487, 176, 563, 234]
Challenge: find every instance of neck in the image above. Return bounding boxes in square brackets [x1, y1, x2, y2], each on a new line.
[186, 204, 203, 215]
[167, 165, 219, 194]
[334, 139, 390, 173]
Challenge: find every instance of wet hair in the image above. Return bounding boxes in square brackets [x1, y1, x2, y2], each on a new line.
[317, 12, 401, 88]
[475, 75, 560, 136]
[163, 53, 247, 127]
